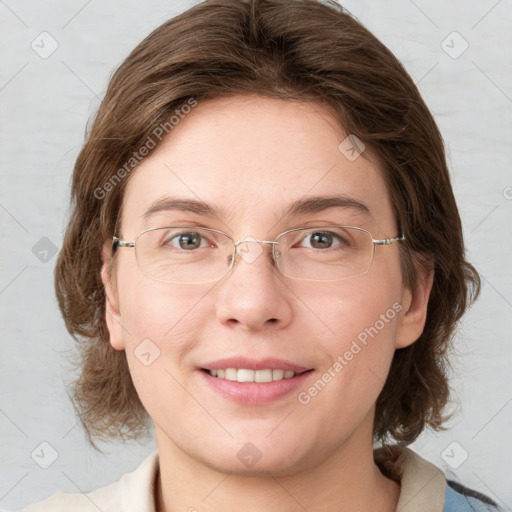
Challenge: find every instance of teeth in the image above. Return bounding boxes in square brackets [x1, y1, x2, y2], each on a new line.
[208, 368, 299, 382]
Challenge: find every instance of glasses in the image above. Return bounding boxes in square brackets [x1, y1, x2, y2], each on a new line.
[112, 225, 405, 284]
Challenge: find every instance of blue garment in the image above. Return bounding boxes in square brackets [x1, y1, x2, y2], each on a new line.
[443, 481, 501, 511]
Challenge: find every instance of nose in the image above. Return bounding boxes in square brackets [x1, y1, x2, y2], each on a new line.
[215, 239, 293, 332]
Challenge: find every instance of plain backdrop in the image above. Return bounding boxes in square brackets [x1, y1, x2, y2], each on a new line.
[1, 0, 511, 510]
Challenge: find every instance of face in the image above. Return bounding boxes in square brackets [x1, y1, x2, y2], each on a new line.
[102, 95, 430, 476]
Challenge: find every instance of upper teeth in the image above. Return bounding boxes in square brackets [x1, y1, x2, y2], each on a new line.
[209, 368, 296, 382]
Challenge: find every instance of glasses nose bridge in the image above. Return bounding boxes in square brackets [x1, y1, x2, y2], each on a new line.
[233, 237, 278, 248]
[230, 237, 280, 269]
[233, 237, 279, 255]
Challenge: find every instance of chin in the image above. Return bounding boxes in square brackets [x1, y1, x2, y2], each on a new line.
[202, 451, 308, 478]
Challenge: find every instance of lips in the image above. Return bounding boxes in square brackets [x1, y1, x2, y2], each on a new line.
[200, 357, 311, 373]
[199, 369, 314, 405]
[198, 357, 314, 405]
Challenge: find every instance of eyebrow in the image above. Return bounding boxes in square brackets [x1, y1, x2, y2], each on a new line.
[142, 194, 371, 222]
[285, 194, 371, 217]
[142, 197, 219, 221]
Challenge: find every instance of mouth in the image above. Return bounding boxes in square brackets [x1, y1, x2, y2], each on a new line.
[200, 367, 313, 382]
[198, 359, 315, 405]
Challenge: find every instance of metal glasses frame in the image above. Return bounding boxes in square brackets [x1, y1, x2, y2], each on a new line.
[112, 225, 405, 283]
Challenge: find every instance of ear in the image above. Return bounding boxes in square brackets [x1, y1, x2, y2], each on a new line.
[101, 240, 125, 351]
[395, 259, 434, 349]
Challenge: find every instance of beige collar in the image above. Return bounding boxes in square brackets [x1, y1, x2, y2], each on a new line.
[117, 447, 446, 512]
[375, 445, 446, 511]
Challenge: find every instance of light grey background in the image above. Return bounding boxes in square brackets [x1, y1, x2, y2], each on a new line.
[1, 0, 511, 510]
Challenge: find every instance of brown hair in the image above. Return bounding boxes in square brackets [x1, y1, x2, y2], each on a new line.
[55, 0, 480, 445]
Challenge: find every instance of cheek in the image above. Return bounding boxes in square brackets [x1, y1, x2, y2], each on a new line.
[321, 291, 400, 384]
[295, 274, 402, 413]
[294, 316, 399, 445]
[117, 278, 216, 429]
[301, 268, 403, 344]
[117, 261, 211, 339]
[116, 267, 215, 392]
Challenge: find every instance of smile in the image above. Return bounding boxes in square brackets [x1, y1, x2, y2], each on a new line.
[204, 368, 307, 382]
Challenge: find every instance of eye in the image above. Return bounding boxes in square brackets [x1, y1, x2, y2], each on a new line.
[299, 230, 348, 249]
[166, 231, 211, 251]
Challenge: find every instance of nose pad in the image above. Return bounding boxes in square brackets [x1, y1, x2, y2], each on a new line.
[236, 237, 265, 265]
[230, 238, 279, 271]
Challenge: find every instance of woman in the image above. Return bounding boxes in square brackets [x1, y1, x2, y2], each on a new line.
[22, 0, 499, 510]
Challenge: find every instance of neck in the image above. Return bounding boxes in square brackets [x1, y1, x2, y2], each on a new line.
[154, 422, 400, 512]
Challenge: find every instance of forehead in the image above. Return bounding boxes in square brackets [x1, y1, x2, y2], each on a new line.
[121, 95, 395, 235]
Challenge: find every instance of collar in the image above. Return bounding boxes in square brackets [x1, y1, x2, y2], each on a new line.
[118, 446, 446, 512]
[375, 445, 446, 511]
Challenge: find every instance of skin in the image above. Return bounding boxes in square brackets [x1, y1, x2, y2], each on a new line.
[101, 95, 433, 512]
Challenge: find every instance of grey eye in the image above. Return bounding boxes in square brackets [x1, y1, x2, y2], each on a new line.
[308, 231, 335, 249]
[170, 232, 205, 250]
[301, 230, 349, 249]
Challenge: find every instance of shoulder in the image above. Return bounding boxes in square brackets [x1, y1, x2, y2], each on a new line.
[19, 490, 117, 512]
[18, 480, 120, 512]
[443, 480, 501, 512]
[374, 445, 500, 512]
[18, 451, 159, 512]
